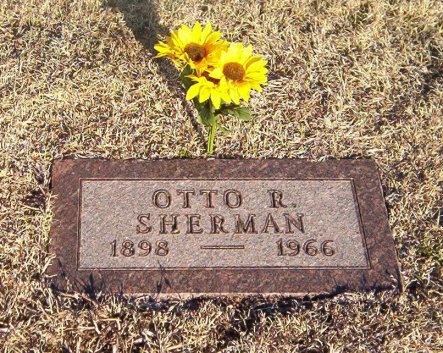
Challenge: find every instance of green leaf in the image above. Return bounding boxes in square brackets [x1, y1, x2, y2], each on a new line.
[218, 125, 230, 133]
[215, 104, 234, 116]
[196, 101, 215, 127]
[179, 65, 194, 90]
[219, 105, 253, 121]
[234, 107, 252, 121]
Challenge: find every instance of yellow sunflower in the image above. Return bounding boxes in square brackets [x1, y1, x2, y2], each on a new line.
[154, 22, 228, 73]
[209, 43, 268, 104]
[185, 73, 231, 109]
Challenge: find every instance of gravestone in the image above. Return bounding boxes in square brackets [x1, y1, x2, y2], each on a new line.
[49, 159, 401, 296]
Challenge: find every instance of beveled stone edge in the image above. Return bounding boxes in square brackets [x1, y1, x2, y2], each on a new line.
[47, 158, 402, 296]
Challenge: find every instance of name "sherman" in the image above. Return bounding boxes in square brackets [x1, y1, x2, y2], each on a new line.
[136, 212, 305, 235]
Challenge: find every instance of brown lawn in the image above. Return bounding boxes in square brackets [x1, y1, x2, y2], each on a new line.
[0, 0, 442, 351]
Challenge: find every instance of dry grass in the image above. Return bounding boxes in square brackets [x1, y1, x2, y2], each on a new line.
[1, 0, 442, 351]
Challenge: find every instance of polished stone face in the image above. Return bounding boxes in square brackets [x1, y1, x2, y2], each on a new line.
[79, 179, 369, 270]
[49, 159, 400, 296]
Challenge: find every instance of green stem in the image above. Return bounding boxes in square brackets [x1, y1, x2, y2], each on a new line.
[207, 112, 217, 155]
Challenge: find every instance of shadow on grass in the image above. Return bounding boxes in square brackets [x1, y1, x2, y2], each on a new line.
[106, 0, 165, 54]
[104, 0, 206, 146]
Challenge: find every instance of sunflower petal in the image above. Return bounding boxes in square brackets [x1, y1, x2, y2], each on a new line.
[209, 68, 224, 79]
[202, 23, 213, 41]
[211, 91, 221, 109]
[246, 58, 267, 73]
[220, 88, 231, 103]
[229, 88, 240, 104]
[199, 86, 211, 102]
[186, 83, 200, 100]
[238, 85, 251, 101]
[192, 22, 202, 40]
[179, 24, 192, 43]
[205, 31, 222, 44]
[245, 44, 253, 57]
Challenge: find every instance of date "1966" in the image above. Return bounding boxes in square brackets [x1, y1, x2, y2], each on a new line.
[277, 239, 335, 256]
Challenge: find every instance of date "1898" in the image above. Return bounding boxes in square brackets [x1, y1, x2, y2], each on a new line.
[110, 240, 169, 257]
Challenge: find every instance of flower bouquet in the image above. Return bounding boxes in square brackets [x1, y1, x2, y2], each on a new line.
[155, 22, 268, 154]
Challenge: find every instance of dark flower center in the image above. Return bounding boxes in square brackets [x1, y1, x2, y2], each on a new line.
[223, 62, 245, 81]
[184, 43, 206, 62]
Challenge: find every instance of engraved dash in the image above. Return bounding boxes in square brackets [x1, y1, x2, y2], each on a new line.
[200, 245, 245, 250]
